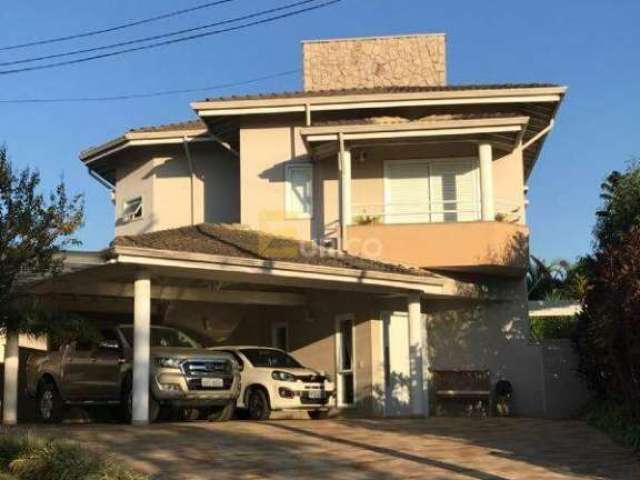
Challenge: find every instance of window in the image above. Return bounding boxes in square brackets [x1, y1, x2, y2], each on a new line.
[119, 326, 201, 349]
[335, 315, 355, 406]
[240, 348, 303, 368]
[384, 158, 480, 224]
[285, 163, 313, 219]
[272, 322, 289, 351]
[121, 196, 143, 222]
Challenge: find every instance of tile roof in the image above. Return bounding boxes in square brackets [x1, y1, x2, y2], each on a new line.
[112, 223, 432, 277]
[199, 83, 561, 103]
[128, 119, 206, 133]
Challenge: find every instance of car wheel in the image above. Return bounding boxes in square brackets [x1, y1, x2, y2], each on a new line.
[207, 401, 235, 422]
[37, 381, 64, 424]
[307, 410, 329, 420]
[121, 380, 160, 423]
[247, 389, 271, 421]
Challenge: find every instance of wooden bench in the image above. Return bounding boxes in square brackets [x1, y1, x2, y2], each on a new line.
[431, 369, 492, 416]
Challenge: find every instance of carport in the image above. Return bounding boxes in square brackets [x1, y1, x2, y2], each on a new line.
[4, 224, 478, 425]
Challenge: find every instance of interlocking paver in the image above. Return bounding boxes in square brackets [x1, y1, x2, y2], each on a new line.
[14, 418, 640, 480]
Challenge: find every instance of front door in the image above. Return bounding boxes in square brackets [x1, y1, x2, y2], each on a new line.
[335, 315, 355, 407]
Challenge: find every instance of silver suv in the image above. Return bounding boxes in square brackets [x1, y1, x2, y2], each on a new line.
[26, 325, 241, 423]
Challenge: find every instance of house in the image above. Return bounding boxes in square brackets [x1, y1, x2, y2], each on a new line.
[4, 33, 567, 424]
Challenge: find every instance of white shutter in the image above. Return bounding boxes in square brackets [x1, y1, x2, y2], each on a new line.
[384, 161, 430, 224]
[429, 159, 479, 222]
[285, 163, 313, 218]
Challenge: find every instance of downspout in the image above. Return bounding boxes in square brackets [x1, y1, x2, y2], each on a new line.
[182, 136, 195, 226]
[521, 119, 555, 152]
[88, 168, 115, 191]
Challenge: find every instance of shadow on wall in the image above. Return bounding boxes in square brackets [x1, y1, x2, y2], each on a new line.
[425, 275, 543, 416]
[485, 229, 529, 271]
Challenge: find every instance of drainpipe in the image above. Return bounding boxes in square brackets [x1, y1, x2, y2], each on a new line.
[88, 168, 115, 191]
[182, 136, 195, 226]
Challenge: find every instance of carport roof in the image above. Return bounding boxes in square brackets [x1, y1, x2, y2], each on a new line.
[111, 223, 433, 278]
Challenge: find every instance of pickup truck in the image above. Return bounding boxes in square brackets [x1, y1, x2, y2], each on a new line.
[26, 324, 241, 423]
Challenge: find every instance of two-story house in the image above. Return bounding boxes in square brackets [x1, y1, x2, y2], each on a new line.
[20, 34, 565, 424]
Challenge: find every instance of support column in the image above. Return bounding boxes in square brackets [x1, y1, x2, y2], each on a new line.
[2, 329, 19, 425]
[338, 133, 351, 249]
[132, 273, 151, 425]
[407, 292, 426, 416]
[478, 142, 495, 221]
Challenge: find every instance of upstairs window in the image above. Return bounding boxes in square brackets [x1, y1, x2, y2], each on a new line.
[121, 196, 143, 223]
[384, 158, 480, 224]
[285, 163, 313, 219]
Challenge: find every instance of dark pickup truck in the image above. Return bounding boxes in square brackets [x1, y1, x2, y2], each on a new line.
[26, 324, 241, 423]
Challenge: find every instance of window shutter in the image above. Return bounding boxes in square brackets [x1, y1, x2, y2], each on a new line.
[384, 162, 430, 224]
[285, 164, 313, 218]
[429, 159, 479, 222]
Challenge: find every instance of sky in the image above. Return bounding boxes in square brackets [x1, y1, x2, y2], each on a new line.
[0, 0, 638, 262]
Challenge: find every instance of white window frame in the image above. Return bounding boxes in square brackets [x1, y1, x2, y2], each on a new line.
[121, 196, 143, 223]
[383, 157, 480, 224]
[284, 162, 314, 219]
[271, 321, 289, 351]
[335, 314, 356, 408]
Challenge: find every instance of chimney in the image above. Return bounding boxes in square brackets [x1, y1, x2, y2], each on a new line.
[302, 33, 447, 92]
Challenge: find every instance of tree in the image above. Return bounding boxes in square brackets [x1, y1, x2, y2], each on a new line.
[575, 160, 640, 419]
[0, 145, 84, 424]
[527, 255, 586, 301]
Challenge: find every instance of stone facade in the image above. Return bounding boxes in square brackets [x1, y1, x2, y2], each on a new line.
[302, 34, 447, 91]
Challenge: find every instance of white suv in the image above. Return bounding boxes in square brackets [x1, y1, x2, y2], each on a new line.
[209, 346, 334, 420]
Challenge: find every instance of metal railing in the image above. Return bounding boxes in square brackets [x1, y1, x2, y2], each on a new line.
[351, 199, 522, 225]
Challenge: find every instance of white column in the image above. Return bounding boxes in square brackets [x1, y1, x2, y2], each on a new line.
[478, 142, 495, 221]
[338, 135, 352, 249]
[132, 273, 151, 425]
[407, 292, 426, 416]
[2, 329, 19, 425]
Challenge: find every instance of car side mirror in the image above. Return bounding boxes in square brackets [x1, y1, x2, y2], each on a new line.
[99, 340, 120, 351]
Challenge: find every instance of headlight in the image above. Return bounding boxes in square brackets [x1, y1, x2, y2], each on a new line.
[156, 357, 182, 369]
[271, 370, 296, 382]
[323, 374, 332, 383]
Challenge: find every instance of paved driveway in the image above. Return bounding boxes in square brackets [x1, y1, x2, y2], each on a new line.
[21, 418, 640, 480]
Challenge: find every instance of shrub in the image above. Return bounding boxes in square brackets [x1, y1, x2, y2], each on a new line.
[0, 433, 147, 480]
[530, 316, 576, 341]
[585, 400, 640, 451]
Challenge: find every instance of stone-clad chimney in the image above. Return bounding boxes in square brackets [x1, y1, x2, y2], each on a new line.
[302, 33, 447, 92]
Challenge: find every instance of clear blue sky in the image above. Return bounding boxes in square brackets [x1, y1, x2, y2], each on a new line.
[1, 0, 638, 261]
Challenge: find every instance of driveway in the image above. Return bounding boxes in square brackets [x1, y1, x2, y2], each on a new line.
[21, 418, 640, 480]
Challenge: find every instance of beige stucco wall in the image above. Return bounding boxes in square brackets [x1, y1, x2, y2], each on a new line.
[425, 277, 545, 416]
[348, 221, 529, 272]
[303, 34, 447, 91]
[114, 143, 239, 236]
[239, 125, 316, 241]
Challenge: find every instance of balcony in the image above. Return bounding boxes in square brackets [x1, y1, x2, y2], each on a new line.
[346, 201, 528, 276]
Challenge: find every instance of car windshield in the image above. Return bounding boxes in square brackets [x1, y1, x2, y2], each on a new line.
[119, 326, 201, 349]
[240, 348, 302, 368]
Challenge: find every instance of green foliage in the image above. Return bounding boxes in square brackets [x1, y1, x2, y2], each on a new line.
[594, 160, 640, 249]
[585, 400, 640, 451]
[0, 146, 84, 335]
[530, 316, 576, 341]
[574, 161, 640, 419]
[0, 433, 148, 480]
[526, 255, 586, 301]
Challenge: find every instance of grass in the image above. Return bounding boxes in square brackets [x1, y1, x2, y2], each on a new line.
[0, 432, 148, 480]
[585, 400, 640, 451]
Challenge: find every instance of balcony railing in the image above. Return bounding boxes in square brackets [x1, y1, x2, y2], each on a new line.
[352, 198, 522, 225]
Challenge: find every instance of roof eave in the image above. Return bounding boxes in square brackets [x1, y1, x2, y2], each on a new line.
[191, 86, 567, 115]
[79, 128, 210, 163]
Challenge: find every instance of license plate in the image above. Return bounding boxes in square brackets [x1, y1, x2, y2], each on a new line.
[308, 390, 322, 399]
[202, 378, 223, 388]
